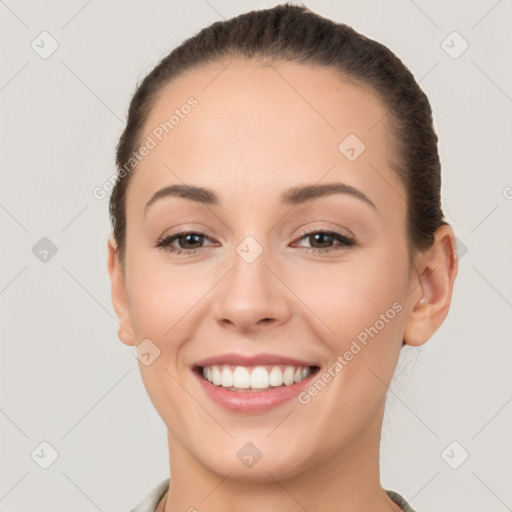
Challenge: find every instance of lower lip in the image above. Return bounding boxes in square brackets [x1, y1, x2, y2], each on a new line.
[194, 369, 316, 413]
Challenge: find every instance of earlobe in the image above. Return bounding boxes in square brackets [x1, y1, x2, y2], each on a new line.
[107, 237, 136, 346]
[403, 224, 459, 347]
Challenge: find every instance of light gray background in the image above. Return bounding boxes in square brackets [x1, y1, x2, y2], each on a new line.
[1, 1, 511, 511]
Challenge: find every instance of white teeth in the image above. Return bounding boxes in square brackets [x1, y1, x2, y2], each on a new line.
[283, 366, 295, 385]
[269, 366, 284, 386]
[201, 364, 313, 390]
[250, 366, 269, 389]
[221, 367, 233, 387]
[232, 367, 250, 388]
[212, 365, 222, 385]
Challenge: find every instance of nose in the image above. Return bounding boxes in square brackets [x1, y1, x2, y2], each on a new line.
[212, 246, 291, 334]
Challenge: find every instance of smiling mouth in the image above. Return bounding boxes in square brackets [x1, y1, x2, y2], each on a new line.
[194, 364, 320, 392]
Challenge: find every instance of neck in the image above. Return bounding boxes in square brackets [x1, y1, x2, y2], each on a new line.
[162, 403, 400, 512]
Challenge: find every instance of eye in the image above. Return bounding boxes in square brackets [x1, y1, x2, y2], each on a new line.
[155, 230, 215, 255]
[292, 229, 355, 253]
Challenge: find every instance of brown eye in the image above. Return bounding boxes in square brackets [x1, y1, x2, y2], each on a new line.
[293, 230, 355, 253]
[308, 232, 335, 249]
[156, 231, 213, 254]
[175, 233, 204, 249]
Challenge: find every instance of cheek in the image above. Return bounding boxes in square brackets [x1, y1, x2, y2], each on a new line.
[123, 256, 201, 420]
[293, 250, 408, 341]
[293, 255, 407, 434]
[124, 249, 222, 363]
[299, 249, 408, 394]
[124, 243, 191, 334]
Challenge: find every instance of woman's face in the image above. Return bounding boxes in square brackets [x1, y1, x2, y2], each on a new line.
[110, 59, 423, 480]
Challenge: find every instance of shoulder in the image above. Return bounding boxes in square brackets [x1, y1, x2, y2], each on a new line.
[385, 489, 418, 512]
[128, 478, 170, 512]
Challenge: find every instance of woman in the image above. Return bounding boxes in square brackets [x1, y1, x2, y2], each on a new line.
[107, 3, 458, 511]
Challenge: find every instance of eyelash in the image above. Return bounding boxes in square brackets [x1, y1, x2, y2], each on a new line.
[155, 228, 356, 256]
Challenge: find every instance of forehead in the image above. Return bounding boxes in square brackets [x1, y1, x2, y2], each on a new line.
[127, 58, 405, 217]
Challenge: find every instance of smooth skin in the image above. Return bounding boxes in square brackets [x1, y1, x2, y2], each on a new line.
[107, 58, 458, 512]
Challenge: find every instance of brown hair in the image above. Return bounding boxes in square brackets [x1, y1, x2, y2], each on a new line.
[110, 2, 448, 268]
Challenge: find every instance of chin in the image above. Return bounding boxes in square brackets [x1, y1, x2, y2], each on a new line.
[187, 435, 315, 483]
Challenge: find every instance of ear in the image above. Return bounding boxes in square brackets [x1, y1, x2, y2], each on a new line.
[403, 224, 459, 346]
[107, 237, 136, 346]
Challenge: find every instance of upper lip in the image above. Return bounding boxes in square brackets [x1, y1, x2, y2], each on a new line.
[194, 353, 318, 368]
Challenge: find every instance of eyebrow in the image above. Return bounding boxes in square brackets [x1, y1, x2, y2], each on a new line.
[144, 182, 377, 214]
